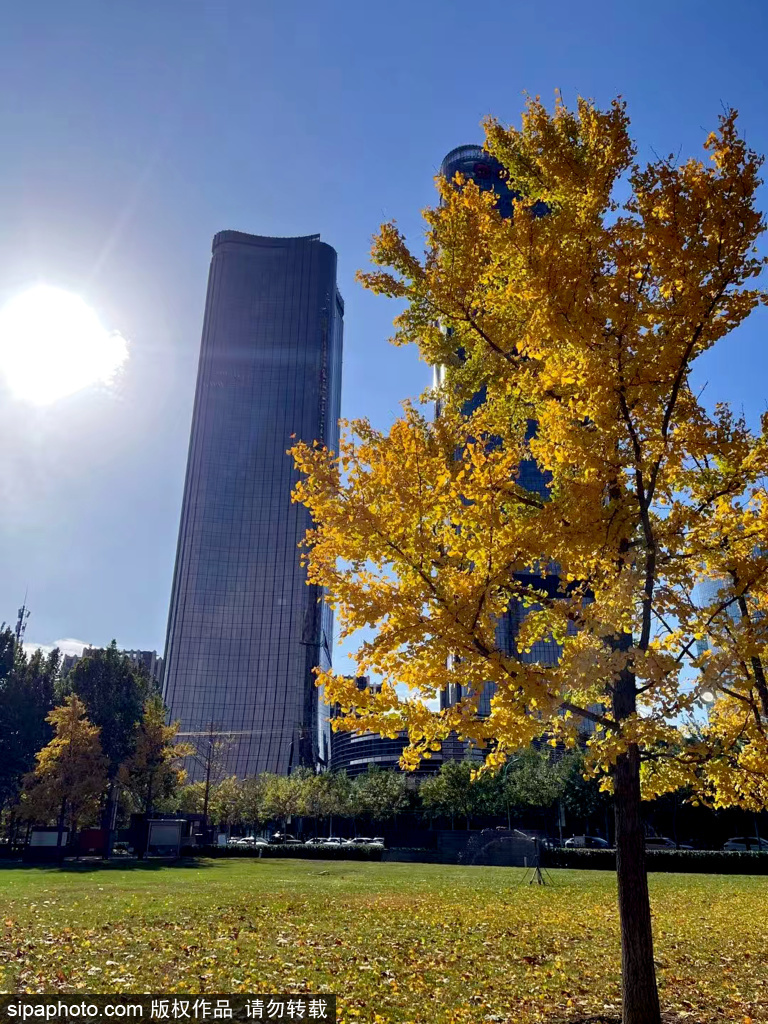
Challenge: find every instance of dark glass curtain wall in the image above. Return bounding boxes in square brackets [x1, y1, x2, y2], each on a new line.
[163, 232, 343, 777]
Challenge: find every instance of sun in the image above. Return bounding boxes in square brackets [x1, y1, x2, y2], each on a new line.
[0, 285, 128, 405]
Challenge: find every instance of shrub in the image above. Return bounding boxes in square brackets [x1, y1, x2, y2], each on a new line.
[543, 847, 768, 874]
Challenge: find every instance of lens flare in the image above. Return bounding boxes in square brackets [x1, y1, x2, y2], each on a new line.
[0, 285, 128, 404]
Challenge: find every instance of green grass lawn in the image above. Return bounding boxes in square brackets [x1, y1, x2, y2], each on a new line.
[0, 858, 766, 1023]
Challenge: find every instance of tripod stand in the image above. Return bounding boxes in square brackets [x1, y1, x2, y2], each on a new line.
[521, 839, 556, 886]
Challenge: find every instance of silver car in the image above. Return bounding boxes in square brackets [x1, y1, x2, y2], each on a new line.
[723, 836, 768, 851]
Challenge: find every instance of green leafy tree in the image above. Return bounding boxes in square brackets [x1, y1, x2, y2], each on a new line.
[558, 750, 612, 834]
[352, 766, 410, 831]
[241, 774, 271, 830]
[499, 749, 564, 817]
[0, 626, 14, 680]
[298, 771, 340, 836]
[208, 776, 244, 830]
[175, 781, 206, 815]
[419, 760, 488, 829]
[324, 771, 355, 834]
[63, 641, 152, 778]
[262, 773, 304, 832]
[118, 695, 192, 815]
[21, 695, 108, 846]
[0, 633, 59, 813]
[63, 641, 153, 836]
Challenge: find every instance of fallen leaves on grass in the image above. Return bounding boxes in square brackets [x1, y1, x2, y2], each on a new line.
[0, 862, 765, 1023]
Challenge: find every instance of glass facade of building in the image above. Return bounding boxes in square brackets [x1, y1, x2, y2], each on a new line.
[437, 147, 573, 732]
[163, 231, 343, 778]
[328, 677, 442, 778]
[691, 575, 741, 657]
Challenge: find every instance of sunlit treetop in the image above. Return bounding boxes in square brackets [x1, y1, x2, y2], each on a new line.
[292, 93, 768, 811]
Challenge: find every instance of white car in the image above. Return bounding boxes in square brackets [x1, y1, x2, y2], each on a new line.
[564, 835, 610, 849]
[321, 838, 343, 846]
[230, 837, 267, 848]
[723, 836, 768, 852]
[343, 837, 372, 846]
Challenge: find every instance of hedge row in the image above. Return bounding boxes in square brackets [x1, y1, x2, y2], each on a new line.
[185, 844, 384, 861]
[543, 847, 768, 874]
[382, 848, 441, 863]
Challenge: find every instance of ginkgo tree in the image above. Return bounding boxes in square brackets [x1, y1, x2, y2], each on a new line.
[291, 95, 768, 1024]
[22, 695, 108, 851]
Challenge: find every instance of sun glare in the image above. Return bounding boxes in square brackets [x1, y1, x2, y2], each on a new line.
[0, 285, 128, 405]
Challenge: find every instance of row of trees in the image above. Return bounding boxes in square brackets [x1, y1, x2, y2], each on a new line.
[0, 628, 603, 841]
[173, 765, 408, 833]
[168, 749, 607, 835]
[0, 633, 188, 841]
[1, 627, 605, 840]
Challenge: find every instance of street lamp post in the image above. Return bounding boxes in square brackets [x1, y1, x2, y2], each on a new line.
[499, 757, 522, 830]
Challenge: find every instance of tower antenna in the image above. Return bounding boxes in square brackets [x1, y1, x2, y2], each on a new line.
[15, 590, 30, 645]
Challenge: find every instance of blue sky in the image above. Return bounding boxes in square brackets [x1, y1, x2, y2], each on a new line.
[1, 0, 767, 666]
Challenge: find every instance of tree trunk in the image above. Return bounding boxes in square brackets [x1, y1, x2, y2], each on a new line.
[56, 799, 67, 863]
[146, 775, 154, 819]
[672, 792, 678, 849]
[102, 780, 118, 859]
[614, 742, 661, 1024]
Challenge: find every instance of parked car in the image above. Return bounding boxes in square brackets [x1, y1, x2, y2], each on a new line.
[645, 836, 693, 850]
[723, 836, 768, 852]
[371, 837, 385, 846]
[270, 832, 297, 844]
[228, 836, 268, 848]
[342, 837, 372, 846]
[539, 837, 562, 850]
[564, 835, 610, 849]
[321, 837, 343, 846]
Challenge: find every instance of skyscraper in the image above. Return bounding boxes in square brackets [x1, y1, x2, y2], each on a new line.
[163, 231, 343, 778]
[328, 677, 443, 778]
[436, 147, 570, 733]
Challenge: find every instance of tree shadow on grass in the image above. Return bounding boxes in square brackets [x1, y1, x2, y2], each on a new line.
[0, 857, 216, 874]
[556, 1016, 695, 1023]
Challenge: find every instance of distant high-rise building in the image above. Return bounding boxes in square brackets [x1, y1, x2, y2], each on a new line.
[329, 677, 442, 778]
[436, 147, 584, 741]
[163, 231, 344, 778]
[123, 649, 164, 684]
[692, 575, 742, 656]
[63, 647, 163, 685]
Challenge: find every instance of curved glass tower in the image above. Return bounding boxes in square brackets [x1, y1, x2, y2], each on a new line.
[436, 148, 561, 727]
[163, 231, 343, 777]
